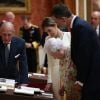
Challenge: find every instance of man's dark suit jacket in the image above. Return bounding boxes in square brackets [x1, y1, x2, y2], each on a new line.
[0, 36, 28, 84]
[71, 17, 100, 100]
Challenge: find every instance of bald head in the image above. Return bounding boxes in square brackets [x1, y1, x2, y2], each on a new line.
[0, 22, 15, 44]
[91, 11, 100, 27]
[5, 11, 15, 23]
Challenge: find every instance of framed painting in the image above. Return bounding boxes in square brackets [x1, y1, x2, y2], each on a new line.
[0, 0, 31, 13]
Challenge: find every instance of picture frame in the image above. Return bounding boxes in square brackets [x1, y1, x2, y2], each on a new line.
[0, 0, 31, 13]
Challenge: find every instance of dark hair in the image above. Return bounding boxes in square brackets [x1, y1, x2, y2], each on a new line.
[52, 3, 72, 18]
[42, 17, 56, 29]
[21, 15, 31, 21]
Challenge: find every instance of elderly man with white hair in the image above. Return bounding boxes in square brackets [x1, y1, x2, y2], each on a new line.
[0, 21, 28, 84]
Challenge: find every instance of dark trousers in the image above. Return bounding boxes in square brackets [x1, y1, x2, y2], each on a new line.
[81, 89, 100, 100]
[26, 49, 37, 73]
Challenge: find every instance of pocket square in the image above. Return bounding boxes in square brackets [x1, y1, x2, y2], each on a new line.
[15, 54, 20, 59]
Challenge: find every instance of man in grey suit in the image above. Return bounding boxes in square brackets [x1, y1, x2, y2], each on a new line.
[0, 22, 28, 84]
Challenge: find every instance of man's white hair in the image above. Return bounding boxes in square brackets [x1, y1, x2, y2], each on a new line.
[0, 21, 15, 33]
[44, 37, 64, 54]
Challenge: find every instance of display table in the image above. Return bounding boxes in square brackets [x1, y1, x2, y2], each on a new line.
[0, 73, 56, 100]
[0, 89, 54, 100]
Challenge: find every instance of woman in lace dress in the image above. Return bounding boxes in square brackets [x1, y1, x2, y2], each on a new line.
[44, 37, 80, 100]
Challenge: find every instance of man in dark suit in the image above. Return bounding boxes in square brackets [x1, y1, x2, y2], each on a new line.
[0, 21, 28, 84]
[91, 11, 100, 39]
[52, 4, 100, 100]
[20, 15, 41, 73]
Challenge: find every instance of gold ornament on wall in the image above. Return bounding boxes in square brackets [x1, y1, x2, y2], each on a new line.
[0, 0, 31, 13]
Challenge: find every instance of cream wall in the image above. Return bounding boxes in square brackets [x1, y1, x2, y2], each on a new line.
[64, 0, 92, 21]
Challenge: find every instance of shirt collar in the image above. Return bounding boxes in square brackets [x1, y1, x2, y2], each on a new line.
[70, 15, 77, 29]
[97, 25, 99, 29]
[3, 42, 11, 44]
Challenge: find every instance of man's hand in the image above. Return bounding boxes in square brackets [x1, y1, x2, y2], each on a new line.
[25, 43, 32, 48]
[73, 83, 82, 93]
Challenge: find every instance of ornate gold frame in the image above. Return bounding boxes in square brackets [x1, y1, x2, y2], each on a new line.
[0, 0, 31, 13]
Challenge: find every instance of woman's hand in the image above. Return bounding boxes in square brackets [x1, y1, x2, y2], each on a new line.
[59, 85, 64, 96]
[44, 83, 52, 92]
